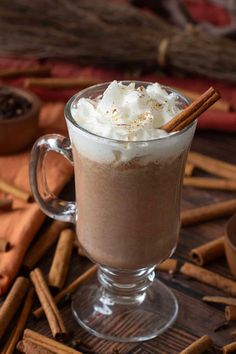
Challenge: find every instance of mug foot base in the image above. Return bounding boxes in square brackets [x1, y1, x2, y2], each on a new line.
[71, 276, 178, 343]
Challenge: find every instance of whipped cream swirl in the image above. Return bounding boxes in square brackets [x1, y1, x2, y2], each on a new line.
[71, 81, 181, 141]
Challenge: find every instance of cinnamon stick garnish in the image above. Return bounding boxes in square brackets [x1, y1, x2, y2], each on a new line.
[2, 288, 34, 354]
[17, 340, 53, 354]
[30, 268, 67, 339]
[24, 221, 68, 269]
[180, 262, 236, 296]
[179, 335, 213, 354]
[0, 238, 10, 252]
[188, 152, 236, 180]
[0, 65, 51, 79]
[0, 198, 13, 211]
[222, 341, 236, 353]
[24, 77, 99, 90]
[181, 199, 236, 226]
[48, 229, 75, 290]
[184, 177, 236, 191]
[0, 178, 33, 203]
[190, 236, 225, 266]
[161, 87, 220, 132]
[0, 276, 29, 339]
[22, 329, 82, 354]
[184, 163, 195, 177]
[176, 87, 231, 112]
[225, 306, 236, 321]
[33, 265, 97, 319]
[158, 258, 178, 273]
[203, 296, 236, 307]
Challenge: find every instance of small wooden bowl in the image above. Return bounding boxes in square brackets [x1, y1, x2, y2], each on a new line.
[225, 214, 236, 276]
[0, 86, 41, 155]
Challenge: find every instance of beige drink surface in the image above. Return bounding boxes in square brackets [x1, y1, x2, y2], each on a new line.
[74, 150, 187, 269]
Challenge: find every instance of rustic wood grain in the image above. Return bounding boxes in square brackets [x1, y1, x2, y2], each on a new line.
[1, 129, 236, 354]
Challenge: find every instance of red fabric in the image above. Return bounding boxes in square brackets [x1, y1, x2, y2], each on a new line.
[0, 0, 235, 132]
[183, 0, 231, 26]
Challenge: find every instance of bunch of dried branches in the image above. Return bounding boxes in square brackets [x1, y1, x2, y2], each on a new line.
[0, 0, 236, 83]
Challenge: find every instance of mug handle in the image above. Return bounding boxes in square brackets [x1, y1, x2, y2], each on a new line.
[29, 134, 76, 224]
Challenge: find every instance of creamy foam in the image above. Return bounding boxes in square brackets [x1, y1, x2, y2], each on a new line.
[71, 81, 181, 141]
[67, 81, 195, 164]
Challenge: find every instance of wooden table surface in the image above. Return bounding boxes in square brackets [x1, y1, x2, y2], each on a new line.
[7, 129, 236, 353]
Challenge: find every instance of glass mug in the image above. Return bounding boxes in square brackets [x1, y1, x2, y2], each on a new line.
[30, 81, 196, 342]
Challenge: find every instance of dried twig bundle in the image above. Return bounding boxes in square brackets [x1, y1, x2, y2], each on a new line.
[1, 0, 236, 83]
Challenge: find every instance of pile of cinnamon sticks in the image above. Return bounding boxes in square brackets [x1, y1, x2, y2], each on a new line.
[0, 219, 98, 354]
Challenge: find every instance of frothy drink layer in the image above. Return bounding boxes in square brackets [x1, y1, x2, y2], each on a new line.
[67, 81, 196, 269]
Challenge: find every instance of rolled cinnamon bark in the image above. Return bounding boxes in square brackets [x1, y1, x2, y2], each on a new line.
[203, 296, 236, 307]
[0, 238, 10, 252]
[161, 87, 220, 132]
[176, 87, 231, 112]
[0, 178, 33, 203]
[0, 277, 29, 339]
[48, 229, 75, 289]
[22, 329, 82, 354]
[180, 262, 236, 296]
[17, 340, 54, 354]
[24, 221, 68, 269]
[2, 288, 34, 354]
[0, 66, 51, 78]
[188, 152, 236, 180]
[225, 305, 236, 321]
[180, 335, 213, 354]
[185, 163, 195, 177]
[158, 258, 178, 273]
[33, 265, 97, 319]
[0, 198, 13, 211]
[181, 199, 236, 226]
[24, 77, 99, 90]
[183, 177, 236, 191]
[222, 341, 236, 353]
[190, 236, 225, 266]
[30, 268, 67, 339]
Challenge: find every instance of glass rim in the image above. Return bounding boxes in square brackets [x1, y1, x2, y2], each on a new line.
[64, 80, 196, 144]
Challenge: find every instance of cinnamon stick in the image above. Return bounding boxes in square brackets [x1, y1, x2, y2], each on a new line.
[158, 258, 178, 273]
[0, 238, 10, 252]
[48, 229, 75, 290]
[222, 341, 236, 353]
[0, 178, 33, 203]
[188, 152, 236, 180]
[2, 288, 34, 354]
[202, 296, 236, 307]
[176, 87, 231, 112]
[161, 87, 220, 133]
[231, 330, 236, 339]
[22, 329, 82, 354]
[0, 65, 51, 78]
[179, 335, 213, 354]
[0, 276, 29, 339]
[190, 236, 225, 266]
[181, 199, 236, 226]
[184, 177, 236, 191]
[225, 306, 236, 321]
[180, 262, 236, 296]
[184, 163, 195, 177]
[24, 221, 68, 269]
[17, 340, 54, 354]
[0, 198, 13, 211]
[33, 265, 97, 319]
[30, 268, 67, 339]
[24, 77, 99, 90]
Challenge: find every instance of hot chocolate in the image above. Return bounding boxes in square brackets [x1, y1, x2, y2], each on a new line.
[68, 81, 195, 269]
